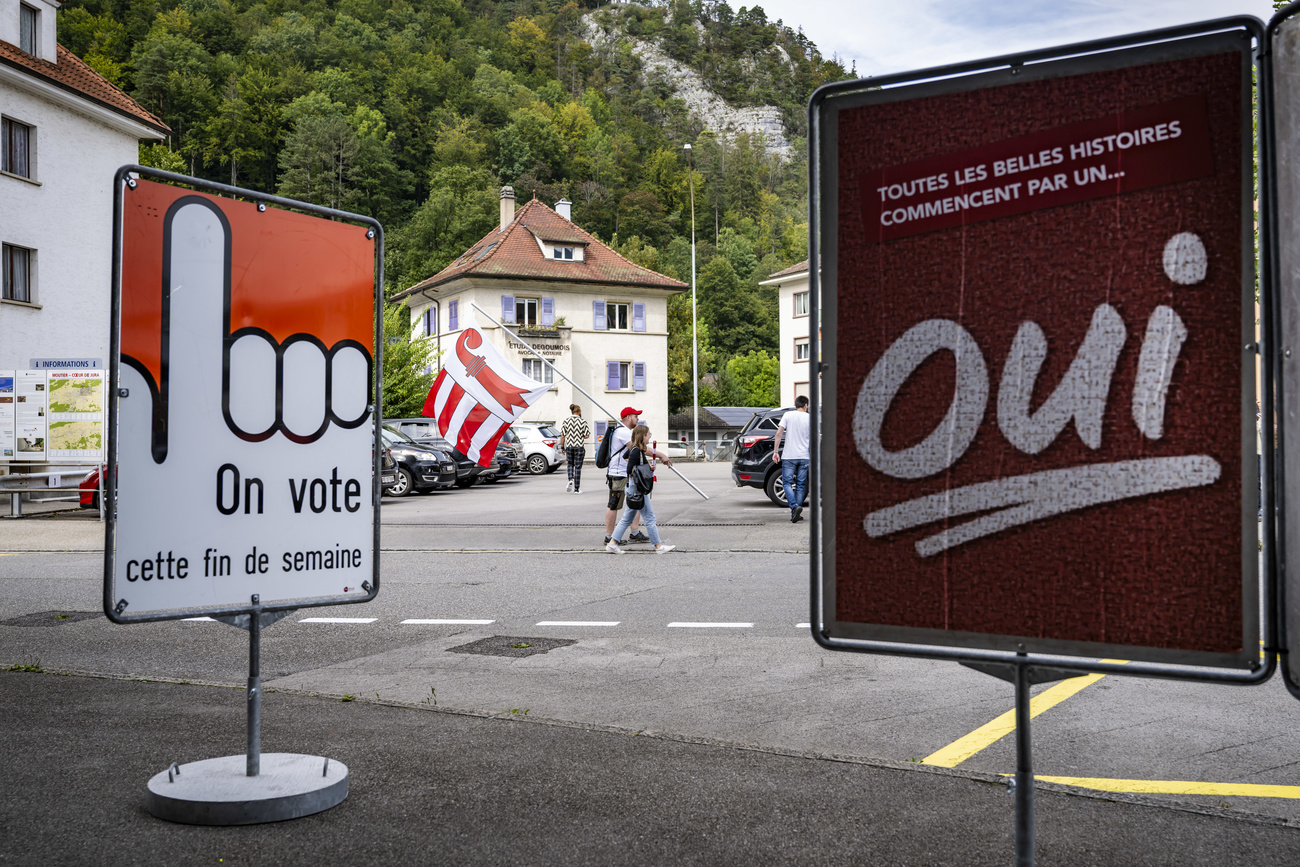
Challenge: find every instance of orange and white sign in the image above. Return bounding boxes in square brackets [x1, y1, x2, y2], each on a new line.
[109, 177, 379, 617]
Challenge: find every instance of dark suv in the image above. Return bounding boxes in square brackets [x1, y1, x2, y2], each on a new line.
[380, 425, 457, 496]
[731, 407, 808, 507]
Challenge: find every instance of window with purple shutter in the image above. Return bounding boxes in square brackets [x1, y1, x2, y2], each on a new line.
[449, 299, 458, 330]
[632, 302, 645, 332]
[502, 294, 515, 324]
[542, 297, 555, 327]
[607, 361, 620, 390]
[422, 309, 433, 337]
[633, 362, 646, 391]
[593, 300, 606, 330]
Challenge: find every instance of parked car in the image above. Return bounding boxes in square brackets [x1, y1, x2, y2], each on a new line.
[731, 407, 808, 507]
[507, 422, 563, 474]
[380, 447, 397, 490]
[380, 425, 457, 497]
[387, 417, 524, 486]
[478, 440, 524, 483]
[79, 464, 106, 509]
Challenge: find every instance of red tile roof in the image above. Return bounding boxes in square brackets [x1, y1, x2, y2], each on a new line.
[395, 198, 687, 299]
[0, 41, 169, 135]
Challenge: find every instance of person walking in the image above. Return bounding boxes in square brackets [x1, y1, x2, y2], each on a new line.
[604, 407, 648, 545]
[560, 404, 589, 493]
[771, 395, 811, 523]
[606, 424, 675, 554]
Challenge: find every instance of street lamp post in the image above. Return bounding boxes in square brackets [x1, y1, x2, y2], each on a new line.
[684, 143, 698, 454]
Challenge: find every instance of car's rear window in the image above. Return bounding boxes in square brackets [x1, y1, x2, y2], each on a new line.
[538, 426, 559, 437]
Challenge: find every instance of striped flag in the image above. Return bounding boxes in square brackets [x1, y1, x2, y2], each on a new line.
[422, 318, 551, 466]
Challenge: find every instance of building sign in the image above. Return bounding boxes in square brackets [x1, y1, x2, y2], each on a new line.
[30, 358, 103, 370]
[106, 174, 381, 620]
[815, 31, 1258, 669]
[509, 340, 570, 357]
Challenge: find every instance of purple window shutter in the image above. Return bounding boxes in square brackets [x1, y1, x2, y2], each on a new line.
[422, 309, 432, 337]
[633, 362, 646, 391]
[542, 297, 555, 327]
[502, 295, 515, 324]
[449, 300, 458, 331]
[632, 302, 646, 332]
[607, 361, 620, 390]
[593, 300, 606, 330]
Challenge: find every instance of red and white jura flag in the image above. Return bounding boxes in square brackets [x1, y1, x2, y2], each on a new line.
[422, 318, 549, 466]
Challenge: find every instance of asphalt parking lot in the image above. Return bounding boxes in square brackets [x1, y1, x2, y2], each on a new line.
[4, 459, 1300, 863]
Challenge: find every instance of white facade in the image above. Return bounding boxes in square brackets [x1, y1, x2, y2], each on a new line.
[760, 263, 812, 408]
[1, 0, 165, 369]
[408, 281, 673, 446]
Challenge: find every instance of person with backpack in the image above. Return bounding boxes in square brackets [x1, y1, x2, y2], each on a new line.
[606, 423, 675, 554]
[599, 407, 649, 545]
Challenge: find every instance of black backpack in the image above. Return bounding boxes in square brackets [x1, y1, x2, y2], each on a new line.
[595, 423, 626, 469]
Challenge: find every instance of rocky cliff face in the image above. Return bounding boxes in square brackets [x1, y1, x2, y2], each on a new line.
[583, 15, 791, 157]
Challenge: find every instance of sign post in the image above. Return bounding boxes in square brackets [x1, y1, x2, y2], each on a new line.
[810, 19, 1270, 864]
[105, 167, 383, 824]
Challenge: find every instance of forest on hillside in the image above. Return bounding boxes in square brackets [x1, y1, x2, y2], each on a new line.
[59, 0, 849, 413]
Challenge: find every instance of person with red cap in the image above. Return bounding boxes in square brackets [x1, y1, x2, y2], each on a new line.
[605, 406, 650, 545]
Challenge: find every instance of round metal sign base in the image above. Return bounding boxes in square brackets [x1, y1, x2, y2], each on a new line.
[145, 753, 348, 825]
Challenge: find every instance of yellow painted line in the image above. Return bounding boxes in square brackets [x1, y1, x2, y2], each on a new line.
[1032, 775, 1300, 800]
[922, 659, 1128, 768]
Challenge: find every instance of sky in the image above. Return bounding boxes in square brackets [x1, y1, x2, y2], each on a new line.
[752, 0, 1281, 77]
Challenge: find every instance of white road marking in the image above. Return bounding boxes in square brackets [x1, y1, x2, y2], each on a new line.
[536, 621, 620, 626]
[299, 617, 378, 624]
[182, 617, 215, 622]
[796, 623, 811, 628]
[667, 622, 754, 628]
[401, 618, 495, 625]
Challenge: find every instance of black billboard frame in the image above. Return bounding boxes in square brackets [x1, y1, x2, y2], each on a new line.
[807, 18, 1275, 688]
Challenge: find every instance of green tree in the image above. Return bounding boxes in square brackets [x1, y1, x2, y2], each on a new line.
[725, 350, 779, 407]
[697, 256, 776, 359]
[380, 304, 437, 419]
[666, 291, 716, 413]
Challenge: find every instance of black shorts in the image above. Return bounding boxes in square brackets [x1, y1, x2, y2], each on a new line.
[606, 475, 626, 510]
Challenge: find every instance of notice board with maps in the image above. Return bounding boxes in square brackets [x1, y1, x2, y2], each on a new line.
[0, 369, 106, 462]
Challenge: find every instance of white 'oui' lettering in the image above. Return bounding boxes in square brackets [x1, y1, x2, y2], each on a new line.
[855, 304, 1216, 556]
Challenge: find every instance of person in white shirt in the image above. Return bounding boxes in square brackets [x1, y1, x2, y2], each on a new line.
[771, 395, 811, 523]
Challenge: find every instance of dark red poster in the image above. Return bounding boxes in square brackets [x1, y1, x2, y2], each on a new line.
[832, 48, 1251, 659]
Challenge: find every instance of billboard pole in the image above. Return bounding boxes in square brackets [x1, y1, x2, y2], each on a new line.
[1013, 659, 1034, 867]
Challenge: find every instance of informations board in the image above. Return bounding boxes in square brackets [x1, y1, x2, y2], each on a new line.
[812, 25, 1263, 674]
[105, 171, 382, 621]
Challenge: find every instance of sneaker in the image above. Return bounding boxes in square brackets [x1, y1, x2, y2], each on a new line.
[628, 531, 650, 543]
[654, 544, 676, 555]
[605, 540, 624, 554]
[604, 535, 621, 545]
[793, 507, 804, 523]
[574, 488, 581, 494]
[567, 480, 574, 492]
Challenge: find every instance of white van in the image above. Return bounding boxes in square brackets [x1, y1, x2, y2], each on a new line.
[506, 423, 563, 474]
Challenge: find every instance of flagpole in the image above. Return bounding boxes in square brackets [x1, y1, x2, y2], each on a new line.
[470, 302, 709, 500]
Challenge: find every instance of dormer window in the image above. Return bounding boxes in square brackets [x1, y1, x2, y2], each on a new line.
[552, 246, 574, 260]
[19, 4, 37, 55]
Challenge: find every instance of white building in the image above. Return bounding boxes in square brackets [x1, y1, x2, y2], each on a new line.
[759, 259, 811, 407]
[392, 188, 686, 443]
[0, 0, 168, 369]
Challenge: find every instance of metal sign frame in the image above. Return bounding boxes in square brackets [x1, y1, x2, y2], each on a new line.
[1267, 1, 1300, 699]
[808, 18, 1274, 685]
[103, 166, 384, 625]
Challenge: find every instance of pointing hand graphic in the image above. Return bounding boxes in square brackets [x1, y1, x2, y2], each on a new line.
[112, 178, 379, 619]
